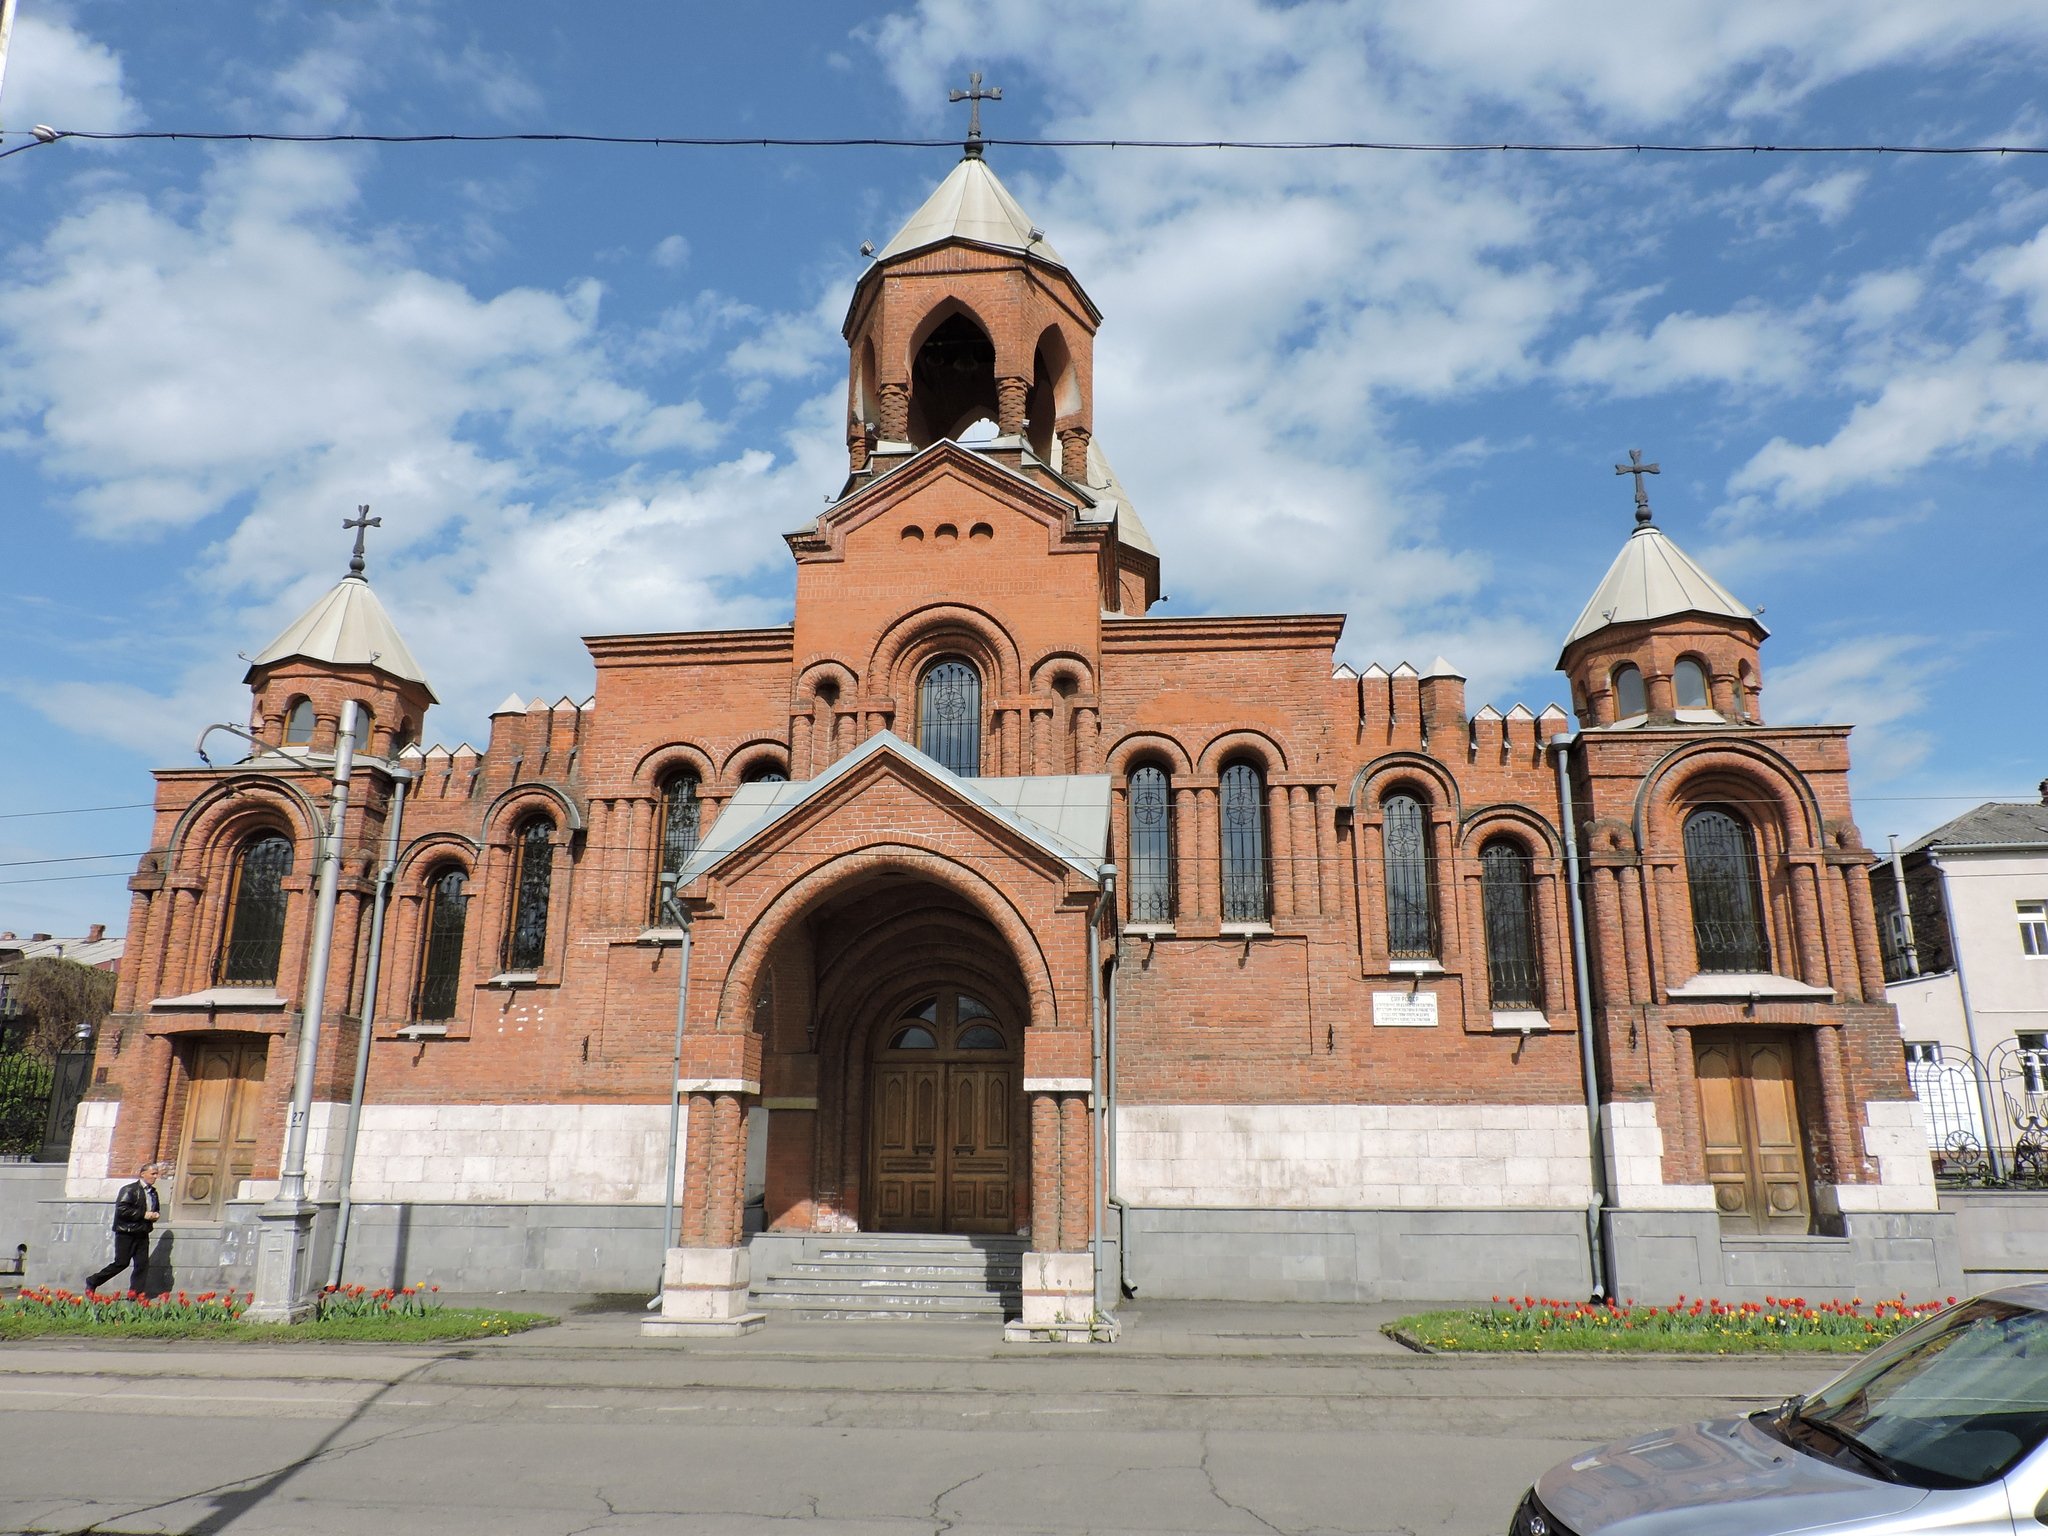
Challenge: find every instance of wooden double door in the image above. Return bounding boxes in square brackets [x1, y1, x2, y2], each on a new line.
[868, 993, 1018, 1234]
[175, 1037, 268, 1222]
[1696, 1031, 1813, 1234]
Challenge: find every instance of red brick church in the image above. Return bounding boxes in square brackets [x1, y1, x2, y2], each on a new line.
[43, 144, 1957, 1325]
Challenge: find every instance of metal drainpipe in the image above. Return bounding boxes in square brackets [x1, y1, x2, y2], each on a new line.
[651, 874, 693, 1305]
[277, 701, 359, 1207]
[1930, 852, 2003, 1179]
[1106, 899, 1130, 1300]
[1089, 862, 1116, 1322]
[327, 766, 410, 1290]
[1551, 732, 1611, 1302]
[1886, 835, 1921, 978]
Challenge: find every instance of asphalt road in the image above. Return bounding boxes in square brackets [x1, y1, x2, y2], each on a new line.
[0, 1298, 1830, 1536]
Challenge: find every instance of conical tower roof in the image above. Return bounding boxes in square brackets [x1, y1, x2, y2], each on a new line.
[244, 573, 437, 702]
[874, 155, 1064, 267]
[1562, 520, 1763, 658]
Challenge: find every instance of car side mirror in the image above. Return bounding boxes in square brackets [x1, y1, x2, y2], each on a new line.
[2033, 1489, 2048, 1526]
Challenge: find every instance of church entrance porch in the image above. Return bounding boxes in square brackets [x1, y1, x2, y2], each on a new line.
[868, 992, 1020, 1234]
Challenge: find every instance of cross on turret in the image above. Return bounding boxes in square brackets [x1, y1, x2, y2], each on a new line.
[1614, 449, 1659, 525]
[344, 505, 381, 576]
[948, 72, 1000, 159]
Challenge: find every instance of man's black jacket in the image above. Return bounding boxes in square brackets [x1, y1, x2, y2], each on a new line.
[111, 1180, 157, 1235]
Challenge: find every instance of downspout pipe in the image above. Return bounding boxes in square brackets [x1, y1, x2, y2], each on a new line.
[327, 765, 410, 1289]
[1929, 851, 2003, 1179]
[1551, 732, 1611, 1303]
[1089, 863, 1116, 1323]
[1885, 835, 1920, 979]
[278, 700, 359, 1207]
[650, 873, 693, 1305]
[1105, 883, 1131, 1300]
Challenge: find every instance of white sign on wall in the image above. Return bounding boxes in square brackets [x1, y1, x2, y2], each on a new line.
[1372, 990, 1439, 1028]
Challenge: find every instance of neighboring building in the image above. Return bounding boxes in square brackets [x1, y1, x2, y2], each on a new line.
[1872, 791, 2048, 1171]
[0, 925, 123, 1051]
[37, 147, 1954, 1313]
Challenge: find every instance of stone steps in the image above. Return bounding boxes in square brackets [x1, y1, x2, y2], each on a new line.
[753, 1233, 1025, 1321]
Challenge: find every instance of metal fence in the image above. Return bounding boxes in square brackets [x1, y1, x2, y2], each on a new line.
[0, 1050, 90, 1163]
[1905, 1037, 2048, 1188]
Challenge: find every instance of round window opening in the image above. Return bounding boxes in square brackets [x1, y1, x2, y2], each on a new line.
[889, 1025, 937, 1050]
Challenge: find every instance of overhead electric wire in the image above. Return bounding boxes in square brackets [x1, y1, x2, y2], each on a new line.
[0, 802, 154, 820]
[5, 129, 2048, 161]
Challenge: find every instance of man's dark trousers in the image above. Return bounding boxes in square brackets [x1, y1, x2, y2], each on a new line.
[87, 1230, 150, 1295]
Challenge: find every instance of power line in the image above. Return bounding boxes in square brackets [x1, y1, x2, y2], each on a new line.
[4, 129, 2048, 162]
[0, 802, 154, 821]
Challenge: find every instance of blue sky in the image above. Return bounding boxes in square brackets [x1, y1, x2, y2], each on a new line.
[4, 1, 2048, 938]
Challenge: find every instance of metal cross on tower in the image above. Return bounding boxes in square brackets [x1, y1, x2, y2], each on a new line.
[1614, 449, 1659, 525]
[344, 505, 382, 575]
[949, 72, 1000, 158]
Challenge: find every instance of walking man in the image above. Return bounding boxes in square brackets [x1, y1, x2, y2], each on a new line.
[87, 1163, 166, 1295]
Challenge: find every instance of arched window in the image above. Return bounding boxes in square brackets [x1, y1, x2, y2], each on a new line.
[1480, 840, 1540, 1007]
[345, 704, 374, 757]
[282, 699, 315, 745]
[393, 718, 416, 754]
[1612, 664, 1647, 719]
[504, 817, 556, 971]
[742, 763, 789, 784]
[918, 658, 981, 776]
[1684, 807, 1770, 973]
[1127, 764, 1174, 923]
[1674, 659, 1710, 710]
[1219, 762, 1269, 923]
[414, 867, 468, 1020]
[652, 772, 700, 923]
[218, 833, 294, 985]
[1382, 793, 1436, 958]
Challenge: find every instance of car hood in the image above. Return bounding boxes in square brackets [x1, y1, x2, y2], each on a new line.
[1538, 1416, 1929, 1536]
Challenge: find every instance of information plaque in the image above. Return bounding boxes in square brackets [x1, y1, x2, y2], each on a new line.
[1372, 990, 1439, 1028]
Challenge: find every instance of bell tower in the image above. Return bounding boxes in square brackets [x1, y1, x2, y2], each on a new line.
[840, 143, 1100, 485]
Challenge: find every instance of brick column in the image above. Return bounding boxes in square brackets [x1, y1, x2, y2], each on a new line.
[1533, 871, 1565, 1019]
[877, 381, 908, 443]
[997, 376, 1028, 437]
[792, 712, 813, 781]
[1814, 1024, 1860, 1188]
[1617, 865, 1653, 1004]
[1647, 860, 1688, 1001]
[1196, 787, 1219, 923]
[647, 1087, 764, 1336]
[1074, 707, 1101, 772]
[1030, 705, 1053, 776]
[1268, 782, 1295, 918]
[1841, 864, 1885, 1003]
[1289, 786, 1315, 914]
[1030, 1093, 1061, 1242]
[1058, 1094, 1092, 1252]
[1591, 866, 1631, 1006]
[1361, 821, 1387, 970]
[1059, 427, 1091, 481]
[1790, 862, 1827, 988]
[1312, 786, 1336, 918]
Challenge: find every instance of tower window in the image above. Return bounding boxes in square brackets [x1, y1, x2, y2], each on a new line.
[1684, 807, 1770, 973]
[1219, 762, 1270, 923]
[652, 772, 700, 924]
[283, 699, 315, 745]
[918, 658, 981, 776]
[1612, 664, 1647, 719]
[1382, 793, 1436, 958]
[218, 833, 293, 986]
[414, 867, 468, 1020]
[1480, 839, 1540, 1007]
[1674, 658, 1710, 710]
[2021, 901, 2048, 958]
[909, 313, 998, 447]
[505, 817, 556, 972]
[1127, 764, 1174, 923]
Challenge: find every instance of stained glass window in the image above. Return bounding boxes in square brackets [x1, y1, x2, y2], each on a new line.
[918, 658, 981, 776]
[1383, 794, 1435, 958]
[414, 868, 468, 1020]
[652, 772, 700, 924]
[505, 817, 555, 971]
[1128, 764, 1174, 922]
[1219, 762, 1269, 923]
[218, 834, 293, 985]
[1480, 840, 1539, 1006]
[1684, 807, 1770, 973]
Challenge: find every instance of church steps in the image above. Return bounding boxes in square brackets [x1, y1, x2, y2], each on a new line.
[751, 1233, 1024, 1321]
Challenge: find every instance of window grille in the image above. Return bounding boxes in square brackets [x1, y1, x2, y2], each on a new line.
[505, 818, 556, 971]
[1127, 765, 1174, 922]
[1219, 763, 1270, 922]
[1683, 807, 1770, 972]
[1480, 840, 1540, 1006]
[652, 773, 701, 923]
[918, 658, 981, 776]
[1382, 794, 1435, 957]
[218, 834, 293, 985]
[414, 868, 468, 1020]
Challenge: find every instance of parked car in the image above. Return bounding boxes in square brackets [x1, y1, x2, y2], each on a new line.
[1512, 1286, 2048, 1536]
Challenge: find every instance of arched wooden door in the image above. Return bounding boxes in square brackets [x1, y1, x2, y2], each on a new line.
[1696, 1031, 1812, 1234]
[174, 1035, 269, 1222]
[868, 993, 1019, 1234]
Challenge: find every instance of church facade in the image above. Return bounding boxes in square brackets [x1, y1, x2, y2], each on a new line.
[44, 149, 1959, 1319]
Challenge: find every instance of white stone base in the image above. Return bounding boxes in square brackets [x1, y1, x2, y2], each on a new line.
[641, 1245, 766, 1338]
[1014, 1249, 1098, 1340]
[1005, 1315, 1120, 1344]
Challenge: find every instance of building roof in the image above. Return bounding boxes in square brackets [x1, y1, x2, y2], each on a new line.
[874, 155, 1065, 267]
[1901, 799, 2048, 856]
[676, 731, 1108, 887]
[243, 574, 438, 702]
[0, 932, 124, 969]
[1563, 522, 1763, 650]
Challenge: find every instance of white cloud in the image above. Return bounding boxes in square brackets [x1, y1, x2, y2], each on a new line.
[1557, 307, 1809, 396]
[652, 234, 692, 271]
[1764, 633, 1947, 781]
[0, 10, 140, 136]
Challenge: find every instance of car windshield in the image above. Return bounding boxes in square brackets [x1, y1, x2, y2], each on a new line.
[1791, 1298, 2048, 1488]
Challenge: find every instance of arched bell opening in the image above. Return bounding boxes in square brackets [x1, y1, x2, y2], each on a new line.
[907, 312, 999, 448]
[753, 869, 1031, 1236]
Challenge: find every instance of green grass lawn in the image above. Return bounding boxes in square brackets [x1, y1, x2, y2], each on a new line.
[1389, 1296, 1951, 1354]
[0, 1307, 555, 1342]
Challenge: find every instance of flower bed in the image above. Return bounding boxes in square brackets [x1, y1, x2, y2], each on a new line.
[0, 1284, 551, 1341]
[1389, 1294, 1955, 1353]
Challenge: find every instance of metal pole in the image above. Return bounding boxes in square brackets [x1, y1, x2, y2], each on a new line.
[327, 768, 409, 1289]
[1551, 733, 1610, 1302]
[278, 700, 358, 1205]
[1886, 835, 1920, 978]
[652, 873, 691, 1304]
